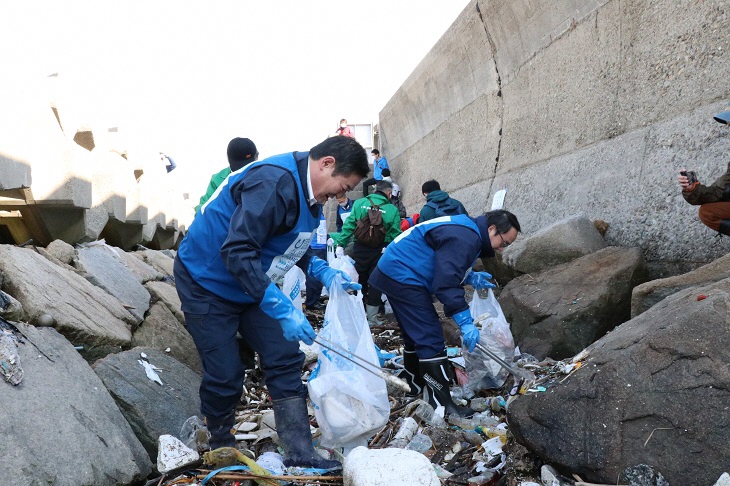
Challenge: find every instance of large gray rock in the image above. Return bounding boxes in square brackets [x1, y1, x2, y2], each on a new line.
[132, 249, 175, 279]
[133, 301, 201, 373]
[631, 252, 730, 317]
[93, 346, 201, 459]
[118, 249, 164, 284]
[145, 280, 184, 325]
[0, 245, 135, 360]
[0, 323, 152, 485]
[507, 277, 730, 486]
[499, 246, 647, 360]
[502, 214, 607, 275]
[76, 244, 150, 325]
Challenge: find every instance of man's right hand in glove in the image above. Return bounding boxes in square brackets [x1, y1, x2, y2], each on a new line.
[259, 282, 316, 344]
[453, 309, 480, 352]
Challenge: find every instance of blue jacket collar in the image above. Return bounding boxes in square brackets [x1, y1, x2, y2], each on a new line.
[474, 215, 496, 259]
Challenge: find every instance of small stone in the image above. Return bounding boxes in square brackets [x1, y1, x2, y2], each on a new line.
[35, 314, 55, 327]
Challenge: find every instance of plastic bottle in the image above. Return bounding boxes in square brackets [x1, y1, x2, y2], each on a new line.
[414, 402, 446, 428]
[405, 433, 433, 453]
[179, 415, 210, 452]
[388, 417, 418, 448]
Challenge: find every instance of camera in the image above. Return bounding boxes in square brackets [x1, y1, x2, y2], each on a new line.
[680, 170, 697, 185]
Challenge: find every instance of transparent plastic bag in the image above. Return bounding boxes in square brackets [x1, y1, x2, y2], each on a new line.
[464, 289, 515, 390]
[307, 275, 390, 449]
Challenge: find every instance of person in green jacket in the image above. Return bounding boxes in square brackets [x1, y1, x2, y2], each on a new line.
[195, 137, 258, 214]
[332, 180, 402, 326]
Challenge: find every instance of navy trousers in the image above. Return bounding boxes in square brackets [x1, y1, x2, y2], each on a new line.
[174, 258, 305, 419]
[369, 267, 445, 359]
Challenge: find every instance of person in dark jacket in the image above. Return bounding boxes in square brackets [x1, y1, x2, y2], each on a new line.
[369, 210, 521, 417]
[418, 179, 468, 222]
[678, 109, 730, 235]
[174, 136, 368, 467]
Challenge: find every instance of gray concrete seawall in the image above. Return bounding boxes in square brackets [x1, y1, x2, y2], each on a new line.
[380, 0, 730, 267]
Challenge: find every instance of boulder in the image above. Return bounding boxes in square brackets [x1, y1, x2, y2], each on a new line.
[0, 289, 23, 321]
[145, 280, 184, 325]
[132, 249, 175, 278]
[499, 247, 647, 360]
[507, 277, 730, 486]
[0, 245, 135, 361]
[118, 250, 164, 284]
[45, 239, 77, 264]
[93, 346, 201, 459]
[631, 252, 730, 317]
[76, 244, 150, 325]
[343, 446, 440, 486]
[502, 214, 607, 275]
[0, 323, 152, 485]
[133, 301, 201, 373]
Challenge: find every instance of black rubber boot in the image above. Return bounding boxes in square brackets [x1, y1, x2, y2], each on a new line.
[719, 220, 730, 236]
[420, 354, 474, 418]
[272, 395, 341, 469]
[206, 411, 236, 450]
[398, 349, 424, 397]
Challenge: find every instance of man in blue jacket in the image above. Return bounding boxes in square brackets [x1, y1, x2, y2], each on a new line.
[174, 136, 369, 467]
[369, 210, 521, 417]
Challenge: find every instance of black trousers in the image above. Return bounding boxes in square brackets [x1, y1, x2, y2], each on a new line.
[352, 242, 384, 306]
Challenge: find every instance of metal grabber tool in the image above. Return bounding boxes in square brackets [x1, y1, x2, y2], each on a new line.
[473, 341, 536, 391]
[313, 336, 412, 393]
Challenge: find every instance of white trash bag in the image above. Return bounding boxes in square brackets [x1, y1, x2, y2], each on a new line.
[464, 289, 515, 390]
[282, 266, 306, 309]
[307, 275, 390, 449]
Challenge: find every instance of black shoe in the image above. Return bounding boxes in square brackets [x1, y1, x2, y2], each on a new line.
[206, 411, 236, 450]
[306, 302, 326, 311]
[398, 349, 424, 397]
[420, 354, 474, 418]
[272, 395, 341, 469]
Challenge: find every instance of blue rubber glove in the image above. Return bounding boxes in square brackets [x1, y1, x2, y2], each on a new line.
[464, 271, 496, 290]
[308, 256, 362, 292]
[453, 309, 480, 352]
[259, 283, 316, 344]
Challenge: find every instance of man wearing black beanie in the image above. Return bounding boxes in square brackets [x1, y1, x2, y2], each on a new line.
[195, 137, 259, 214]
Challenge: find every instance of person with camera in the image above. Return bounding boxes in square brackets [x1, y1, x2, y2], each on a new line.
[678, 109, 730, 236]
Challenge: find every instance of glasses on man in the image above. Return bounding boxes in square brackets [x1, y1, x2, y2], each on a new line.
[497, 233, 511, 249]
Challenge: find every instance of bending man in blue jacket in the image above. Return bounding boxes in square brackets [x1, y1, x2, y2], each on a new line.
[174, 136, 369, 467]
[369, 210, 521, 417]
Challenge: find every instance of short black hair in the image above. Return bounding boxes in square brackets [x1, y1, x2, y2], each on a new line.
[421, 179, 441, 194]
[381, 168, 391, 177]
[310, 136, 369, 178]
[486, 209, 521, 234]
[371, 149, 380, 156]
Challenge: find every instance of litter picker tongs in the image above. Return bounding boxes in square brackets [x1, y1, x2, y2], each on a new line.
[472, 341, 536, 392]
[313, 336, 412, 393]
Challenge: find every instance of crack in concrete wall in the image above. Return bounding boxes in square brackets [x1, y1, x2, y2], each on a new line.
[476, 1, 504, 201]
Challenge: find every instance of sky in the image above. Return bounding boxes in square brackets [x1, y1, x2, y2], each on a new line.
[1, 1, 470, 194]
